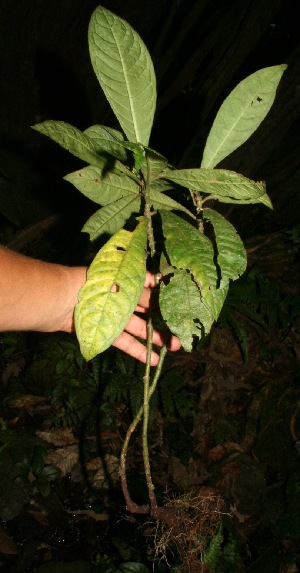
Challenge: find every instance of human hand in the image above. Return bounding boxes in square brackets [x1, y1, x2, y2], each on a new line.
[111, 272, 181, 365]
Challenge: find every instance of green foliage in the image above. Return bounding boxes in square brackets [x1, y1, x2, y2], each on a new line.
[201, 64, 287, 169]
[203, 524, 241, 572]
[160, 370, 197, 420]
[33, 5, 284, 359]
[0, 429, 60, 514]
[96, 350, 197, 424]
[88, 7, 156, 146]
[219, 266, 300, 359]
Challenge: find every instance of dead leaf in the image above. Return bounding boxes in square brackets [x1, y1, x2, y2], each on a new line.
[46, 445, 79, 476]
[37, 429, 78, 447]
[168, 456, 201, 487]
[91, 454, 119, 487]
[8, 394, 48, 409]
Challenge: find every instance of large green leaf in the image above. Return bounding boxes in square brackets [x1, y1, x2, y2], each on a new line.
[141, 148, 168, 181]
[160, 270, 228, 351]
[201, 65, 287, 168]
[88, 6, 156, 145]
[160, 269, 204, 351]
[161, 211, 217, 291]
[85, 124, 125, 142]
[32, 121, 107, 169]
[84, 125, 128, 161]
[150, 189, 195, 218]
[75, 218, 147, 360]
[204, 208, 247, 285]
[82, 195, 141, 240]
[202, 283, 229, 323]
[149, 179, 177, 193]
[122, 142, 147, 171]
[159, 270, 201, 352]
[161, 167, 270, 205]
[64, 165, 140, 206]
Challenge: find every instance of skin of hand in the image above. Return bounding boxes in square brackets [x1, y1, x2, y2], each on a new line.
[0, 246, 180, 365]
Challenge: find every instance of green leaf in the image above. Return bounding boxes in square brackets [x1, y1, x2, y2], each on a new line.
[161, 211, 217, 292]
[88, 6, 156, 145]
[201, 64, 287, 168]
[82, 195, 141, 240]
[122, 142, 146, 170]
[64, 165, 140, 206]
[75, 218, 147, 360]
[160, 270, 228, 351]
[150, 189, 195, 218]
[141, 148, 168, 181]
[148, 179, 176, 193]
[161, 167, 269, 205]
[32, 120, 107, 169]
[84, 124, 125, 142]
[160, 269, 206, 351]
[201, 282, 229, 322]
[84, 124, 128, 161]
[204, 208, 247, 285]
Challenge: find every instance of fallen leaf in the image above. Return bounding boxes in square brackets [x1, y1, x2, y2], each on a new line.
[37, 429, 78, 447]
[46, 445, 79, 476]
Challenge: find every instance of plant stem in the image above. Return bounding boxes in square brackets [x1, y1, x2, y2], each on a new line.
[144, 155, 155, 257]
[142, 315, 158, 513]
[119, 333, 168, 515]
[119, 157, 169, 515]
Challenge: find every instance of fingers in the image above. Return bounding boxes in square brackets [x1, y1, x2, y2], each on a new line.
[137, 287, 152, 312]
[112, 312, 181, 365]
[137, 271, 161, 311]
[144, 271, 157, 289]
[111, 272, 181, 364]
[112, 331, 160, 366]
[124, 314, 181, 351]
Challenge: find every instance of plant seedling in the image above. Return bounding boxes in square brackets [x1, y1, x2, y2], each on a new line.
[33, 5, 286, 517]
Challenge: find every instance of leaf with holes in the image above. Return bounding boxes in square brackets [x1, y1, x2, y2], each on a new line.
[160, 269, 208, 351]
[161, 211, 217, 292]
[88, 6, 156, 145]
[161, 167, 271, 206]
[75, 218, 147, 360]
[204, 208, 247, 286]
[201, 65, 287, 168]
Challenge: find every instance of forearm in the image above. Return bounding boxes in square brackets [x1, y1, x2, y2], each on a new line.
[0, 245, 87, 333]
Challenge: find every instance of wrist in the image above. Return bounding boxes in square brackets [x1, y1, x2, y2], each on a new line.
[54, 265, 87, 333]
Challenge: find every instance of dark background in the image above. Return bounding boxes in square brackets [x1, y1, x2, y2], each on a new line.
[0, 0, 299, 251]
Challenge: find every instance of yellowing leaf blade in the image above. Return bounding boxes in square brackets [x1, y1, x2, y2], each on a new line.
[75, 219, 147, 360]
